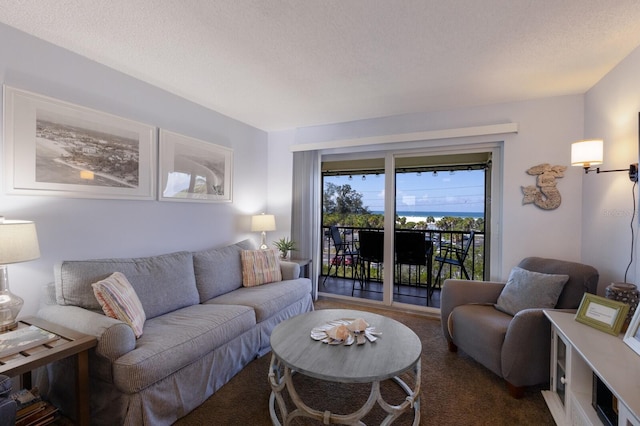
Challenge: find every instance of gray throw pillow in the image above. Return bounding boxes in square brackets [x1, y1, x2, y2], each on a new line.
[495, 266, 569, 315]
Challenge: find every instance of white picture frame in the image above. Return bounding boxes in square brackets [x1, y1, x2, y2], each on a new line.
[623, 307, 640, 356]
[3, 86, 157, 200]
[158, 129, 233, 203]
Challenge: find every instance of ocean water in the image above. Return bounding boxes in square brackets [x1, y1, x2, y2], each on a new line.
[372, 210, 484, 219]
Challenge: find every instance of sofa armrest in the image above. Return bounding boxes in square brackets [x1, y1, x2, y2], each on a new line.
[279, 260, 300, 280]
[38, 305, 136, 361]
[440, 279, 505, 341]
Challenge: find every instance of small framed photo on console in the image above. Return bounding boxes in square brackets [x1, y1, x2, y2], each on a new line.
[575, 293, 629, 336]
[623, 306, 640, 356]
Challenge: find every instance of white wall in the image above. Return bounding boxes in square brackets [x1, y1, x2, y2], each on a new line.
[583, 45, 640, 294]
[266, 129, 295, 243]
[270, 95, 586, 281]
[0, 23, 269, 317]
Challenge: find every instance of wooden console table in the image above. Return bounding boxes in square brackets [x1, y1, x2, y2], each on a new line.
[0, 317, 97, 426]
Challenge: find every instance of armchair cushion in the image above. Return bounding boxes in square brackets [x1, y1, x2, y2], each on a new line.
[495, 266, 569, 315]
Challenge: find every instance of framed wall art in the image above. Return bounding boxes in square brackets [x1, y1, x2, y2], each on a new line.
[575, 293, 630, 335]
[158, 129, 233, 202]
[3, 86, 157, 200]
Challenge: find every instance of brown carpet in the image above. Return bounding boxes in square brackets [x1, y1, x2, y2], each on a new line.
[174, 299, 554, 425]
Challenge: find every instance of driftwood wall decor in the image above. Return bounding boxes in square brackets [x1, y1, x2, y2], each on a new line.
[521, 163, 567, 210]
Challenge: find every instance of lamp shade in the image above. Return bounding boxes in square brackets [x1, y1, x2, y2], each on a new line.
[571, 140, 604, 167]
[0, 220, 41, 264]
[251, 214, 276, 232]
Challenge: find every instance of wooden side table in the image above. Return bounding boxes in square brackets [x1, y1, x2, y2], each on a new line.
[0, 317, 97, 426]
[290, 258, 312, 278]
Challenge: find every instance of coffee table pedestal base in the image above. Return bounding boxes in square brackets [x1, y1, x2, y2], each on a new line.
[268, 355, 421, 425]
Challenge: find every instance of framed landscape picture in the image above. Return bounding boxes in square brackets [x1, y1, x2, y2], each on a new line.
[158, 129, 233, 202]
[3, 86, 157, 200]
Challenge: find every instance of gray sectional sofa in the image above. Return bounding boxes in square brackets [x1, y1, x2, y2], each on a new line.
[36, 239, 313, 426]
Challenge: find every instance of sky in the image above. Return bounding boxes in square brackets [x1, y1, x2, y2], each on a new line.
[325, 169, 485, 214]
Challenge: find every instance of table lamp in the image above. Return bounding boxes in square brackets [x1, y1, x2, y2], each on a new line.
[251, 214, 276, 250]
[0, 218, 40, 332]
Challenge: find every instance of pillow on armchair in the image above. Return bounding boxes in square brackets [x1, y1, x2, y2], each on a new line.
[494, 266, 569, 315]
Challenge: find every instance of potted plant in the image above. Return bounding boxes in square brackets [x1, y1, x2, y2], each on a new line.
[273, 237, 296, 259]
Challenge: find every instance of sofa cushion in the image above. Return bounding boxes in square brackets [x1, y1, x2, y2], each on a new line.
[241, 249, 282, 287]
[206, 278, 312, 322]
[495, 266, 569, 315]
[112, 303, 257, 394]
[92, 272, 146, 338]
[55, 251, 199, 319]
[193, 239, 256, 302]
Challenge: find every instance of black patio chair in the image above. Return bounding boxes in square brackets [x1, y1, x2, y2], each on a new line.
[395, 231, 433, 298]
[322, 225, 358, 286]
[433, 231, 475, 292]
[354, 230, 384, 295]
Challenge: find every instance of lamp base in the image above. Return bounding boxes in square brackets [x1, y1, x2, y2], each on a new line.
[0, 264, 25, 333]
[0, 321, 18, 333]
[260, 231, 269, 250]
[605, 282, 639, 332]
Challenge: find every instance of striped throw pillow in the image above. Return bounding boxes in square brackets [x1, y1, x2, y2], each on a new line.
[241, 249, 282, 287]
[92, 272, 146, 338]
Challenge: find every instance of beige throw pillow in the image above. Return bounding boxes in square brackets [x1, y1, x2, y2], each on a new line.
[241, 249, 282, 287]
[92, 272, 146, 338]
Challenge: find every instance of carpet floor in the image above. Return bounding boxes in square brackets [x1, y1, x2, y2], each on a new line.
[174, 299, 555, 425]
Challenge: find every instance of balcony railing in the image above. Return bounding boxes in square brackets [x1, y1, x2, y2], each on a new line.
[321, 226, 485, 288]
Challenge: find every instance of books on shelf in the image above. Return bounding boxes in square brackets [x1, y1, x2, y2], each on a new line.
[10, 388, 59, 426]
[17, 402, 58, 426]
[0, 325, 59, 357]
[11, 387, 41, 411]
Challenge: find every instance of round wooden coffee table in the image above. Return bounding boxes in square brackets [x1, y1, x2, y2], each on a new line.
[268, 309, 422, 425]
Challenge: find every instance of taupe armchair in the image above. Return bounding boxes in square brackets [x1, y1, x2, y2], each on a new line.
[441, 257, 598, 398]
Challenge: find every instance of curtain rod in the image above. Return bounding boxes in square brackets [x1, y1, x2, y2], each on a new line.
[290, 123, 518, 152]
[323, 161, 491, 177]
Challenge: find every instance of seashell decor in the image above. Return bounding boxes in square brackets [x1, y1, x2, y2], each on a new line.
[326, 324, 350, 341]
[310, 318, 381, 346]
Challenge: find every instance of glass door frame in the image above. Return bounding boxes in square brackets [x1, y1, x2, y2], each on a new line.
[318, 141, 503, 311]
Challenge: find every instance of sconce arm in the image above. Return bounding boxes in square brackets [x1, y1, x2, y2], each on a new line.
[583, 163, 638, 182]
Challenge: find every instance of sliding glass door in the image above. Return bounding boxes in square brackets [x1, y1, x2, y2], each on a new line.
[393, 154, 488, 307]
[319, 151, 490, 309]
[321, 159, 386, 301]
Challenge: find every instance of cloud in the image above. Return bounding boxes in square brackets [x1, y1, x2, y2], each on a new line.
[402, 195, 416, 206]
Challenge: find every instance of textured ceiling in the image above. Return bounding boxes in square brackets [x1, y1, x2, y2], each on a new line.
[2, 1, 640, 131]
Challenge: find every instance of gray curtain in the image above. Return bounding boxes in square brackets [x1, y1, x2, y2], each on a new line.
[291, 150, 320, 298]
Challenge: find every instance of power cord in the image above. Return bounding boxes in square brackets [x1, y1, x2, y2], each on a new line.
[624, 179, 637, 283]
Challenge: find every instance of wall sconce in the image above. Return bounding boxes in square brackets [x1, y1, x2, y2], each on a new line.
[0, 217, 41, 331]
[251, 213, 276, 250]
[571, 139, 638, 182]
